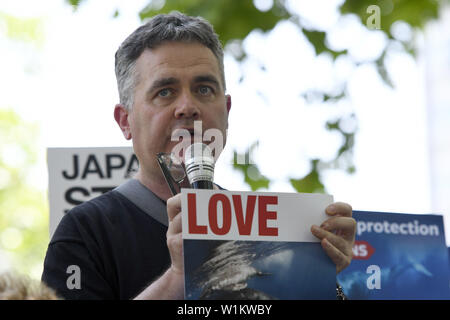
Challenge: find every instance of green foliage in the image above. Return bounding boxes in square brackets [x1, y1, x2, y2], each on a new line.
[341, 0, 440, 90]
[341, 0, 440, 35]
[140, 0, 290, 46]
[136, 0, 441, 194]
[290, 160, 325, 194]
[233, 148, 270, 191]
[0, 109, 48, 279]
[66, 0, 86, 11]
[62, 0, 442, 195]
[0, 10, 49, 279]
[0, 12, 45, 48]
[301, 29, 347, 59]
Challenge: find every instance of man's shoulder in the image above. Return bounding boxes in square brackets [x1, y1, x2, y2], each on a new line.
[50, 190, 130, 243]
[67, 190, 124, 221]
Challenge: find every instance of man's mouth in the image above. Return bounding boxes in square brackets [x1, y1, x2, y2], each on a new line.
[185, 127, 203, 142]
[186, 128, 195, 136]
[170, 127, 204, 145]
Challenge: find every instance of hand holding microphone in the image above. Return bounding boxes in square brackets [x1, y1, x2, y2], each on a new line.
[162, 142, 215, 285]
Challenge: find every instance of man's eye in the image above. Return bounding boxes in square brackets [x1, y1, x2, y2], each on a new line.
[158, 88, 172, 97]
[198, 86, 213, 96]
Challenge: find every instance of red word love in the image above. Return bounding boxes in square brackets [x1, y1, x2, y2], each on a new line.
[187, 193, 278, 237]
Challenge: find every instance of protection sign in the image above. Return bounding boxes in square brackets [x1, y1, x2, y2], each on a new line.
[337, 210, 450, 299]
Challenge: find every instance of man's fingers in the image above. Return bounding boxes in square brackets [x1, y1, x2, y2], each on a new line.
[311, 225, 351, 255]
[167, 232, 183, 252]
[167, 193, 182, 222]
[321, 217, 356, 240]
[166, 194, 184, 273]
[326, 202, 352, 217]
[313, 202, 356, 274]
[166, 232, 184, 274]
[167, 211, 182, 236]
[166, 193, 183, 238]
[321, 238, 351, 274]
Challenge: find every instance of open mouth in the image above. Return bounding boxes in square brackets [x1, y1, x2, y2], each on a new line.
[169, 127, 203, 157]
[186, 128, 203, 143]
[186, 128, 195, 136]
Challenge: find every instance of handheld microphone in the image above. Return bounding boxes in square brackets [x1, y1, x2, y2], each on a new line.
[184, 143, 215, 190]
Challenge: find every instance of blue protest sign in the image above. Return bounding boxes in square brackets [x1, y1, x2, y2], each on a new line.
[338, 211, 450, 299]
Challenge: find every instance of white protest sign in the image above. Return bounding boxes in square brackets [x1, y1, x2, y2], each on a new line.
[47, 147, 138, 237]
[181, 189, 333, 242]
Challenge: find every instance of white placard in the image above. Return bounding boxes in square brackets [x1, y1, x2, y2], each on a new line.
[181, 189, 333, 242]
[47, 147, 137, 237]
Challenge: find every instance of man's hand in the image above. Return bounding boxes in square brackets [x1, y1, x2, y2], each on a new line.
[133, 193, 184, 299]
[166, 193, 184, 275]
[311, 202, 356, 274]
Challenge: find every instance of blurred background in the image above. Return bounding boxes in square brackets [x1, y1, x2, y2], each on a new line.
[0, 0, 449, 280]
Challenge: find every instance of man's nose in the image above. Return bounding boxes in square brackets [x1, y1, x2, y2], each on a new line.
[174, 92, 201, 119]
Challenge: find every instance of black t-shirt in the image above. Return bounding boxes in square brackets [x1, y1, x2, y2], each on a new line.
[41, 187, 170, 300]
[42, 181, 345, 300]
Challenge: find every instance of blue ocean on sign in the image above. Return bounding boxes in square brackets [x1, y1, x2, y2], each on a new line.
[184, 239, 336, 300]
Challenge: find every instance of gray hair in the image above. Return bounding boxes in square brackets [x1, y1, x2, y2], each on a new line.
[115, 11, 225, 111]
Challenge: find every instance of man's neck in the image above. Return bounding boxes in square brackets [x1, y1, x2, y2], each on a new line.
[134, 169, 174, 201]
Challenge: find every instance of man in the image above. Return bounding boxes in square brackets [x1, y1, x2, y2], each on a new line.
[42, 12, 356, 300]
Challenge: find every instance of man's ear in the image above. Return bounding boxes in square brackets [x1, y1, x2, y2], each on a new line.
[225, 94, 231, 130]
[226, 94, 231, 113]
[114, 104, 132, 140]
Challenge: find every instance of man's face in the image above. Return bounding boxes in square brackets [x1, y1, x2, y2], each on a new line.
[115, 41, 231, 180]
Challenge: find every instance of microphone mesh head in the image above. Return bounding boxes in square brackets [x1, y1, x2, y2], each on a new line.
[184, 143, 215, 184]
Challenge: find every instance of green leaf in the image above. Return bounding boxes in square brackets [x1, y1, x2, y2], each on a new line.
[323, 91, 345, 103]
[375, 49, 395, 88]
[66, 0, 86, 11]
[325, 115, 357, 161]
[302, 29, 347, 59]
[233, 149, 270, 191]
[290, 160, 325, 194]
